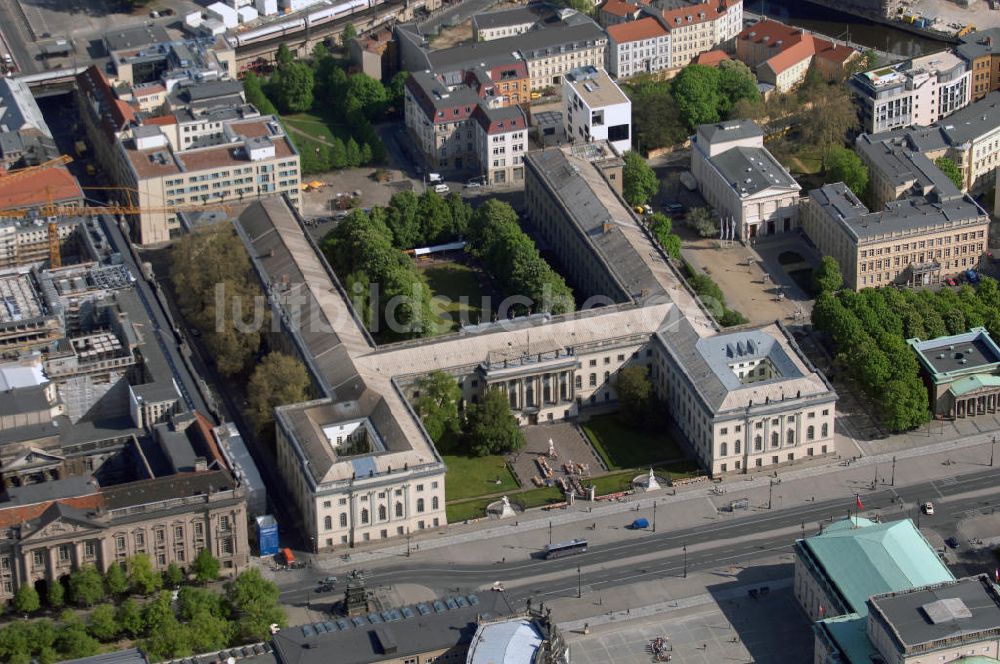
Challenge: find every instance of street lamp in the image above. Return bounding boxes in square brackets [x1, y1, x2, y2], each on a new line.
[549, 520, 552, 546]
[683, 543, 687, 578]
[891, 456, 896, 486]
[577, 566, 582, 599]
[768, 479, 775, 510]
[992, 436, 996, 467]
[873, 462, 878, 489]
[653, 500, 657, 533]
[406, 528, 411, 557]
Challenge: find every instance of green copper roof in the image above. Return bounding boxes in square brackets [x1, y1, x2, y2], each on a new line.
[817, 614, 877, 664]
[950, 374, 1000, 397]
[803, 518, 954, 616]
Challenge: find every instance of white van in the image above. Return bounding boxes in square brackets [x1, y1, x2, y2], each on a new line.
[433, 183, 450, 194]
[428, 172, 443, 183]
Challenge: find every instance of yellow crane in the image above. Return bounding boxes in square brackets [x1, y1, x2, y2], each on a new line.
[0, 155, 73, 184]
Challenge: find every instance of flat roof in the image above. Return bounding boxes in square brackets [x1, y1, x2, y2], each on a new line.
[467, 618, 544, 664]
[697, 119, 765, 146]
[869, 576, 1000, 651]
[709, 145, 800, 198]
[472, 4, 546, 30]
[564, 66, 629, 108]
[909, 327, 1000, 377]
[271, 593, 515, 664]
[105, 24, 172, 53]
[426, 20, 606, 71]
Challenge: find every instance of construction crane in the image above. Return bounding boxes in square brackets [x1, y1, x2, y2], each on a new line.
[0, 155, 73, 185]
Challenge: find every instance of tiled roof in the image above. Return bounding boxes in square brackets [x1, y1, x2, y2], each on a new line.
[738, 17, 807, 47]
[694, 49, 730, 66]
[761, 33, 816, 75]
[145, 114, 178, 126]
[607, 16, 668, 42]
[601, 0, 643, 17]
[814, 39, 857, 64]
[0, 493, 104, 528]
[0, 167, 84, 210]
[661, 0, 729, 27]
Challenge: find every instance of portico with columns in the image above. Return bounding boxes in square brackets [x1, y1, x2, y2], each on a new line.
[480, 348, 581, 425]
[909, 328, 1000, 420]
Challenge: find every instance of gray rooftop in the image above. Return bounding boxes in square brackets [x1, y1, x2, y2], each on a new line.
[933, 91, 1000, 146]
[104, 24, 172, 52]
[696, 328, 805, 393]
[697, 120, 764, 146]
[956, 28, 1000, 62]
[909, 328, 1000, 376]
[472, 4, 549, 31]
[271, 592, 515, 664]
[709, 145, 800, 198]
[808, 183, 984, 241]
[407, 70, 482, 113]
[524, 147, 664, 303]
[0, 383, 52, 418]
[1, 475, 97, 506]
[0, 77, 52, 137]
[101, 469, 237, 511]
[426, 20, 606, 71]
[61, 648, 150, 664]
[869, 576, 1000, 652]
[855, 136, 958, 193]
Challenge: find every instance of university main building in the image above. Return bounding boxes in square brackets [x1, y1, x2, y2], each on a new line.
[236, 141, 837, 552]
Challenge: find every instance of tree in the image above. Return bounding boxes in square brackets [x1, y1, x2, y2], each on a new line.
[117, 599, 144, 638]
[626, 79, 688, 152]
[615, 364, 652, 424]
[13, 584, 40, 614]
[671, 65, 723, 128]
[685, 207, 717, 237]
[728, 96, 766, 122]
[163, 562, 185, 589]
[191, 548, 221, 585]
[276, 43, 294, 70]
[141, 592, 174, 633]
[716, 59, 759, 115]
[800, 85, 858, 154]
[68, 566, 105, 607]
[273, 62, 314, 113]
[311, 41, 329, 62]
[387, 71, 410, 116]
[935, 157, 964, 189]
[104, 562, 128, 597]
[345, 74, 389, 120]
[622, 151, 659, 205]
[242, 71, 278, 116]
[225, 569, 287, 642]
[127, 553, 162, 596]
[341, 23, 357, 45]
[88, 604, 120, 642]
[825, 146, 869, 198]
[415, 372, 462, 445]
[464, 388, 524, 456]
[345, 137, 362, 167]
[47, 580, 65, 609]
[178, 586, 227, 621]
[54, 612, 100, 660]
[814, 256, 844, 293]
[247, 352, 311, 432]
[141, 617, 192, 662]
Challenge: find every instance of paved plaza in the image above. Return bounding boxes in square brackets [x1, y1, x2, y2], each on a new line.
[511, 423, 606, 488]
[568, 584, 812, 664]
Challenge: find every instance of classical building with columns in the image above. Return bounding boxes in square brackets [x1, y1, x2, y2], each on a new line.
[909, 327, 1000, 419]
[236, 142, 839, 553]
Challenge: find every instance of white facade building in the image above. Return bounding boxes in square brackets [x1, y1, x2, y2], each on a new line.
[563, 66, 632, 154]
[851, 51, 972, 134]
[472, 104, 529, 185]
[691, 120, 801, 240]
[606, 16, 671, 78]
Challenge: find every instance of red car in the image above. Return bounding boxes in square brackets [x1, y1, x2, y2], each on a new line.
[946, 278, 957, 286]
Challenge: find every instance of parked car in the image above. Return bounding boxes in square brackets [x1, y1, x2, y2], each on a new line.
[428, 172, 443, 183]
[433, 183, 450, 194]
[629, 518, 650, 530]
[922, 501, 934, 515]
[945, 536, 959, 549]
[946, 277, 957, 286]
[966, 269, 980, 284]
[663, 202, 685, 215]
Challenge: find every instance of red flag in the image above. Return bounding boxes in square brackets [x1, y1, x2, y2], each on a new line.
[856, 495, 864, 511]
[819, 604, 826, 617]
[994, 568, 999, 583]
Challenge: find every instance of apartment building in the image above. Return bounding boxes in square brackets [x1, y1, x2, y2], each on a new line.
[801, 182, 989, 290]
[661, 0, 743, 69]
[471, 5, 547, 41]
[606, 16, 671, 78]
[598, 0, 647, 27]
[563, 66, 632, 154]
[858, 92, 1000, 196]
[472, 104, 528, 185]
[851, 52, 971, 134]
[104, 24, 235, 88]
[404, 62, 530, 175]
[113, 116, 300, 244]
[401, 13, 607, 91]
[736, 18, 859, 92]
[956, 28, 1000, 101]
[0, 77, 57, 168]
[691, 120, 801, 240]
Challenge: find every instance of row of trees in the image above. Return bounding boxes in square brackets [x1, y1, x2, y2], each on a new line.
[466, 200, 575, 316]
[171, 224, 265, 377]
[0, 569, 284, 664]
[12, 550, 222, 617]
[382, 189, 472, 249]
[648, 213, 682, 260]
[324, 207, 436, 339]
[415, 372, 525, 457]
[811, 259, 1000, 431]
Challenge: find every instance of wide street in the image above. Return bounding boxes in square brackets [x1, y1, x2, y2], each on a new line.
[276, 464, 1000, 622]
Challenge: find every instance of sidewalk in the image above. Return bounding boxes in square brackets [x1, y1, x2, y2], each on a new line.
[308, 427, 1000, 572]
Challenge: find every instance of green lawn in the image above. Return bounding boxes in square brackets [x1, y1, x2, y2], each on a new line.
[419, 261, 488, 333]
[585, 471, 638, 495]
[446, 497, 494, 523]
[282, 112, 338, 144]
[582, 415, 685, 470]
[443, 454, 518, 502]
[514, 486, 564, 509]
[445, 484, 564, 522]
